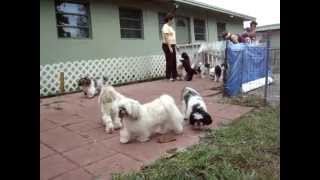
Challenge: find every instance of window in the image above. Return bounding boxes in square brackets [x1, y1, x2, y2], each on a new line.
[158, 12, 166, 39]
[177, 19, 186, 27]
[217, 22, 226, 41]
[119, 8, 143, 39]
[194, 19, 206, 41]
[55, 1, 91, 38]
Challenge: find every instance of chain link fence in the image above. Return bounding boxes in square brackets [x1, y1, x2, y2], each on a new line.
[222, 39, 280, 107]
[248, 48, 280, 106]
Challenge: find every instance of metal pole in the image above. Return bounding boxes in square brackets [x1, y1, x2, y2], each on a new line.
[223, 40, 228, 97]
[264, 32, 270, 104]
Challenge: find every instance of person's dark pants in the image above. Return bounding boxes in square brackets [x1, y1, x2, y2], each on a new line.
[162, 43, 177, 79]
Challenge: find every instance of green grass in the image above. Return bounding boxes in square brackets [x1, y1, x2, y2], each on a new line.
[112, 105, 280, 180]
[218, 94, 266, 108]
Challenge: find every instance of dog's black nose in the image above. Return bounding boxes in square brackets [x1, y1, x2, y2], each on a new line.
[119, 107, 127, 118]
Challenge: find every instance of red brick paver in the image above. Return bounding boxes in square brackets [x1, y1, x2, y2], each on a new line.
[40, 143, 56, 159]
[51, 168, 94, 180]
[40, 154, 77, 180]
[40, 77, 253, 179]
[40, 127, 92, 153]
[85, 153, 143, 179]
[63, 142, 117, 166]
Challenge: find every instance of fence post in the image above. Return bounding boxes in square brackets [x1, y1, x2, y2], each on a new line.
[223, 41, 228, 97]
[264, 33, 270, 104]
[59, 72, 65, 93]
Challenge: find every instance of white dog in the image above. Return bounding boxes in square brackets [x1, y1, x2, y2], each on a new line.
[176, 61, 185, 81]
[78, 76, 107, 98]
[181, 87, 212, 128]
[116, 94, 184, 143]
[98, 85, 126, 133]
[194, 62, 209, 79]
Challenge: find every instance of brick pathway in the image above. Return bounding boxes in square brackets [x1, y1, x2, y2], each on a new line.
[40, 77, 253, 180]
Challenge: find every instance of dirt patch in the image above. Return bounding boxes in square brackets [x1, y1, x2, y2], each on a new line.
[40, 100, 66, 107]
[53, 106, 63, 111]
[218, 95, 265, 107]
[208, 86, 223, 91]
[204, 91, 222, 97]
[157, 134, 176, 143]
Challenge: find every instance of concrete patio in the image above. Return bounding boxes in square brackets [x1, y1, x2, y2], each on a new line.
[40, 77, 253, 180]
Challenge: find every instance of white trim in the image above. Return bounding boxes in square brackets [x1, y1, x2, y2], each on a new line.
[241, 77, 274, 93]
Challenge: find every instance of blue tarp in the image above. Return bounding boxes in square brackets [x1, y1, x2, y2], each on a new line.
[224, 42, 272, 96]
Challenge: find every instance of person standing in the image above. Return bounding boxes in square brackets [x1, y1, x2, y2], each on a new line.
[241, 21, 258, 42]
[161, 13, 177, 81]
[247, 21, 257, 41]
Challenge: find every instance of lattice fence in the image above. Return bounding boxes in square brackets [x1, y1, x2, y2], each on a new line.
[40, 55, 165, 97]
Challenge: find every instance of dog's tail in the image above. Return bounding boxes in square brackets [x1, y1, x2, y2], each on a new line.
[159, 94, 184, 123]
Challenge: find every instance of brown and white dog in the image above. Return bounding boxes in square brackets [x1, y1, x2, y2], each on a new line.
[78, 76, 108, 98]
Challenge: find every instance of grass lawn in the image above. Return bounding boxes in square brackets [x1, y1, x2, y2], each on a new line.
[112, 104, 280, 180]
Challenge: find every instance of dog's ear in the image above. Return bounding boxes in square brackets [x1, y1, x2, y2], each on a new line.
[129, 100, 141, 120]
[78, 78, 84, 86]
[203, 112, 213, 125]
[181, 52, 189, 60]
[103, 76, 109, 84]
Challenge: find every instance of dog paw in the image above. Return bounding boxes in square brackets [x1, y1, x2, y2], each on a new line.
[114, 123, 123, 130]
[137, 137, 150, 143]
[105, 127, 114, 134]
[174, 126, 183, 134]
[120, 137, 129, 144]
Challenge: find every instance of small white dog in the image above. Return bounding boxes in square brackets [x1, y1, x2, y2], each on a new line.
[181, 87, 212, 128]
[78, 76, 107, 98]
[176, 61, 185, 81]
[116, 94, 184, 143]
[98, 85, 126, 133]
[194, 62, 210, 78]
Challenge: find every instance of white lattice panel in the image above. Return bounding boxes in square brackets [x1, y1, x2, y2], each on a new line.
[40, 55, 165, 97]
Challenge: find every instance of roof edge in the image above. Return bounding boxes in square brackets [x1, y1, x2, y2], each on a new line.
[256, 23, 280, 32]
[173, 0, 256, 21]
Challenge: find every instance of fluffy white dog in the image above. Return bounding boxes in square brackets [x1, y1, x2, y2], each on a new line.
[98, 85, 126, 133]
[116, 94, 184, 143]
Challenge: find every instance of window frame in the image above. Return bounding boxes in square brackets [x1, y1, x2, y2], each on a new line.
[119, 7, 144, 39]
[54, 0, 93, 39]
[158, 12, 167, 40]
[193, 18, 206, 41]
[217, 22, 226, 41]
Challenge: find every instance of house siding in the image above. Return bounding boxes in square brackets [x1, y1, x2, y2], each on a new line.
[40, 0, 244, 65]
[256, 29, 280, 49]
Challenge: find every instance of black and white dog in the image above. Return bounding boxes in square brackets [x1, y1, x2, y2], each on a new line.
[180, 52, 197, 81]
[209, 63, 227, 82]
[193, 62, 210, 79]
[78, 76, 108, 98]
[181, 87, 212, 128]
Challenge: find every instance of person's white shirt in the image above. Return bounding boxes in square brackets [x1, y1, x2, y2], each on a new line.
[162, 23, 176, 45]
